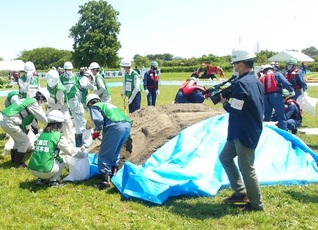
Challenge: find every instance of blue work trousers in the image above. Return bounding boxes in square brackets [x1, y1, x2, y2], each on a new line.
[263, 93, 287, 130]
[98, 122, 131, 175]
[147, 88, 157, 106]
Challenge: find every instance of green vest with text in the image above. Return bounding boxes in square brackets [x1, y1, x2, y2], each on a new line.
[19, 74, 39, 98]
[60, 74, 79, 100]
[28, 131, 62, 172]
[124, 70, 143, 97]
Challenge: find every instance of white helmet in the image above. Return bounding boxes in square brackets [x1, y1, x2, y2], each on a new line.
[36, 88, 50, 101]
[231, 46, 256, 64]
[119, 59, 131, 67]
[46, 70, 60, 88]
[86, 93, 100, 106]
[24, 61, 36, 72]
[84, 70, 94, 80]
[89, 62, 100, 70]
[262, 64, 274, 71]
[63, 61, 73, 70]
[47, 110, 65, 123]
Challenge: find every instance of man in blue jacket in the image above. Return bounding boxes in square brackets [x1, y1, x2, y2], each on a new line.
[219, 46, 264, 212]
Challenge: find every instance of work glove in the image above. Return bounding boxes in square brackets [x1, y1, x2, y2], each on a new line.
[128, 97, 133, 105]
[144, 89, 149, 96]
[303, 91, 308, 97]
[156, 90, 160, 96]
[289, 91, 295, 97]
[91, 132, 100, 140]
[75, 151, 88, 159]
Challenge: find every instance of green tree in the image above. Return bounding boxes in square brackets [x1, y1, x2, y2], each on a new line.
[302, 46, 318, 58]
[18, 48, 72, 70]
[69, 0, 121, 68]
[134, 55, 150, 68]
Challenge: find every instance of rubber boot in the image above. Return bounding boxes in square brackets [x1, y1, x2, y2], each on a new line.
[75, 134, 83, 147]
[10, 149, 17, 163]
[93, 173, 111, 190]
[111, 166, 118, 178]
[15, 152, 27, 168]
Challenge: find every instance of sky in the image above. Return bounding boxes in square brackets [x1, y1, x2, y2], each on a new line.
[0, 0, 317, 62]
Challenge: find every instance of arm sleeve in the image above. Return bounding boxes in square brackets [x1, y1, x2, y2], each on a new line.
[143, 72, 148, 89]
[129, 75, 141, 101]
[89, 106, 104, 131]
[297, 71, 308, 91]
[79, 77, 97, 90]
[95, 78, 106, 95]
[27, 102, 48, 126]
[18, 79, 29, 94]
[57, 135, 78, 157]
[276, 72, 294, 92]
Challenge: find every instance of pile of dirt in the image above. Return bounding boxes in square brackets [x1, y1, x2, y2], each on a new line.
[119, 103, 225, 166]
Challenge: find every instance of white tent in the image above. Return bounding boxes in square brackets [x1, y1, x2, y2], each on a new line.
[268, 51, 314, 62]
[0, 60, 25, 71]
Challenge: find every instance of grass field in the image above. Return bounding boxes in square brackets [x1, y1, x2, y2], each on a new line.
[0, 72, 317, 229]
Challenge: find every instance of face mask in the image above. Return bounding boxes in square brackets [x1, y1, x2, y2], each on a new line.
[66, 70, 73, 76]
[287, 65, 293, 70]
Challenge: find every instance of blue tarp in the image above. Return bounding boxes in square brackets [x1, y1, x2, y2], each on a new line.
[111, 114, 318, 204]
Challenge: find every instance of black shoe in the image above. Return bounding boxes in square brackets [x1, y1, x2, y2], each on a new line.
[223, 193, 249, 203]
[35, 179, 47, 186]
[93, 181, 111, 190]
[242, 202, 264, 212]
[48, 181, 64, 187]
[17, 163, 28, 168]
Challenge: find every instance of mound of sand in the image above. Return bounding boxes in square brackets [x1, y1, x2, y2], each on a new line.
[120, 103, 225, 166]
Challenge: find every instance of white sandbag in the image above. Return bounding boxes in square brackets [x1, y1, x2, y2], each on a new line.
[83, 128, 94, 147]
[2, 136, 14, 156]
[296, 94, 318, 116]
[63, 155, 90, 181]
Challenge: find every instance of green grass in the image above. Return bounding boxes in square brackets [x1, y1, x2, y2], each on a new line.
[0, 72, 318, 229]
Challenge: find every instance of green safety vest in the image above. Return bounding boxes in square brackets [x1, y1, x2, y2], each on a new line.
[47, 81, 69, 106]
[5, 91, 20, 108]
[2, 98, 37, 132]
[95, 73, 111, 97]
[19, 74, 39, 98]
[124, 70, 143, 97]
[94, 102, 132, 126]
[28, 131, 62, 173]
[78, 76, 89, 104]
[60, 74, 79, 100]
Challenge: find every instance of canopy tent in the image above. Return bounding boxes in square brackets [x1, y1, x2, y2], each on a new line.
[268, 51, 314, 62]
[111, 114, 318, 205]
[0, 60, 25, 71]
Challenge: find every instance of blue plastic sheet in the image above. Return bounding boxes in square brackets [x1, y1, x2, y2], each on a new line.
[111, 114, 318, 204]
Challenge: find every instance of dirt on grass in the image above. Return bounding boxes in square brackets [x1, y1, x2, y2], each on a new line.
[118, 103, 225, 166]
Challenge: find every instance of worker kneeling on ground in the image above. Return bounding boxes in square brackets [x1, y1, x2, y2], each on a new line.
[272, 89, 302, 135]
[174, 76, 208, 103]
[28, 110, 88, 187]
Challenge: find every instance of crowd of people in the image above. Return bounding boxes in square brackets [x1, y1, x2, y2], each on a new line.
[0, 50, 309, 213]
[0, 59, 149, 188]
